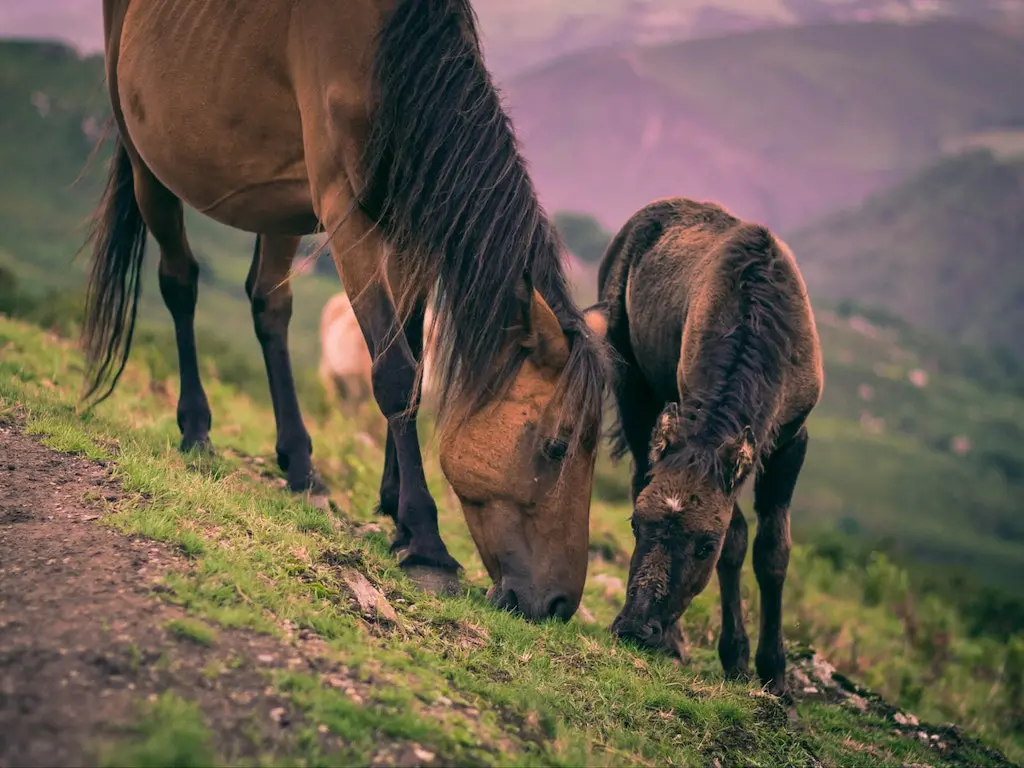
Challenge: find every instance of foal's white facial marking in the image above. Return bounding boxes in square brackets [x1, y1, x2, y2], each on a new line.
[664, 495, 683, 512]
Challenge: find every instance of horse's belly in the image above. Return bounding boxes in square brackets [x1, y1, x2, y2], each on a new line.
[117, 0, 315, 234]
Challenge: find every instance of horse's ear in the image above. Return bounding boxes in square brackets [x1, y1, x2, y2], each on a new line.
[719, 426, 755, 493]
[648, 402, 682, 465]
[583, 302, 609, 340]
[526, 289, 570, 369]
[517, 275, 569, 370]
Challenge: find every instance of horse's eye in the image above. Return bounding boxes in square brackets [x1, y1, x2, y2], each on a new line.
[542, 437, 568, 462]
[694, 540, 717, 561]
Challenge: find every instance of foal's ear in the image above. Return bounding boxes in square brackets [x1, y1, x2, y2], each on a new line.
[517, 278, 570, 370]
[583, 302, 609, 340]
[648, 402, 682, 465]
[719, 426, 755, 493]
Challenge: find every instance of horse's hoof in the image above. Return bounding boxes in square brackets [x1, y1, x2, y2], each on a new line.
[180, 435, 214, 455]
[402, 564, 462, 596]
[724, 666, 753, 683]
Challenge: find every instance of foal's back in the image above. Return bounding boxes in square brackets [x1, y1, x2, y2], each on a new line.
[598, 198, 820, 415]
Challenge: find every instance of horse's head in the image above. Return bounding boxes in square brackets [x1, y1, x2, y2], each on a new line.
[609, 403, 755, 652]
[439, 288, 600, 622]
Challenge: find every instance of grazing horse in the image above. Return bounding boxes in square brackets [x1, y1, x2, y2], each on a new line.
[584, 198, 823, 696]
[81, 0, 606, 619]
[319, 291, 436, 405]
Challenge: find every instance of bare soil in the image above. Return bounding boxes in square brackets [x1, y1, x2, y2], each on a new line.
[0, 419, 337, 767]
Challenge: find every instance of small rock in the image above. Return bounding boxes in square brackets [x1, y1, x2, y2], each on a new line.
[845, 694, 868, 712]
[893, 711, 919, 727]
[257, 654, 276, 664]
[270, 706, 289, 725]
[802, 686, 818, 694]
[317, 723, 329, 734]
[340, 568, 399, 624]
[412, 746, 435, 763]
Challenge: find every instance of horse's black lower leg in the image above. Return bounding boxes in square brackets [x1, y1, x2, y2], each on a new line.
[351, 283, 459, 576]
[375, 301, 426, 552]
[138, 169, 212, 453]
[718, 501, 751, 680]
[246, 235, 326, 497]
[753, 426, 808, 699]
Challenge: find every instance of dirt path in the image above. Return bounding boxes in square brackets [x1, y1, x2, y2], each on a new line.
[0, 420, 349, 767]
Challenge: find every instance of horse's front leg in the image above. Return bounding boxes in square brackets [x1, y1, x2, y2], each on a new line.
[752, 425, 808, 700]
[374, 297, 428, 552]
[328, 229, 461, 593]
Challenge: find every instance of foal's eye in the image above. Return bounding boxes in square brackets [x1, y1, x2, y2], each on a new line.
[542, 437, 568, 462]
[694, 540, 717, 560]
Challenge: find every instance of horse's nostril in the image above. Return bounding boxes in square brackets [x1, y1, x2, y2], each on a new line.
[544, 593, 572, 621]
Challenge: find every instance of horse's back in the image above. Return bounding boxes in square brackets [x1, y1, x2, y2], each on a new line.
[107, 0, 382, 234]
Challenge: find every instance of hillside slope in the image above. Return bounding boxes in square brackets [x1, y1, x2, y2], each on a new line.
[2, 315, 1022, 766]
[787, 149, 1024, 357]
[504, 19, 1024, 232]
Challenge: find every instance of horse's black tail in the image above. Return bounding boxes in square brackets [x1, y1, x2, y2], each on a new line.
[80, 133, 148, 404]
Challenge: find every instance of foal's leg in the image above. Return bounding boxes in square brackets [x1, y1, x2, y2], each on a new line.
[134, 166, 212, 453]
[375, 299, 427, 552]
[245, 235, 327, 498]
[752, 426, 809, 699]
[718, 501, 751, 680]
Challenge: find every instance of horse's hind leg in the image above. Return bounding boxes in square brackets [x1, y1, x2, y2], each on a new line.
[245, 235, 327, 498]
[718, 501, 751, 680]
[135, 165, 212, 453]
[374, 298, 427, 551]
[752, 425, 809, 700]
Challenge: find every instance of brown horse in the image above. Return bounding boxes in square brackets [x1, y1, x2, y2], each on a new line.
[81, 0, 606, 620]
[319, 292, 436, 406]
[584, 198, 823, 697]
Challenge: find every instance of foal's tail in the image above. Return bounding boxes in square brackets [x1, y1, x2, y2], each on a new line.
[80, 133, 148, 404]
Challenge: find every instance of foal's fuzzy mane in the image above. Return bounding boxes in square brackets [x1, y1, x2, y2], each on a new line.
[660, 223, 796, 487]
[360, 0, 605, 456]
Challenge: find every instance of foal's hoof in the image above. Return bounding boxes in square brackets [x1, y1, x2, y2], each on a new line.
[401, 564, 462, 597]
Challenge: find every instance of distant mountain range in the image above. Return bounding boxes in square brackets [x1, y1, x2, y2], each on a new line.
[3, 0, 1022, 79]
[502, 19, 1024, 232]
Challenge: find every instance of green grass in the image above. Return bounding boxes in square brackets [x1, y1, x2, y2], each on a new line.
[2, 314, 1021, 766]
[165, 617, 219, 647]
[98, 693, 217, 768]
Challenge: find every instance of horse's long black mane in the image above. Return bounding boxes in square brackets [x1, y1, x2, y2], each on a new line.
[360, 0, 604, 454]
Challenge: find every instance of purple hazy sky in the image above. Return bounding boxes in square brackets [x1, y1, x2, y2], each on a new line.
[0, 1, 104, 52]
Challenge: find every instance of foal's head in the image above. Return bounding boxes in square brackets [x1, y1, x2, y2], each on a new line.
[610, 403, 755, 651]
[438, 288, 602, 623]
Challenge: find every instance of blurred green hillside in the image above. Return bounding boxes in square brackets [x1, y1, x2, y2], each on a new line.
[0, 40, 339, 374]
